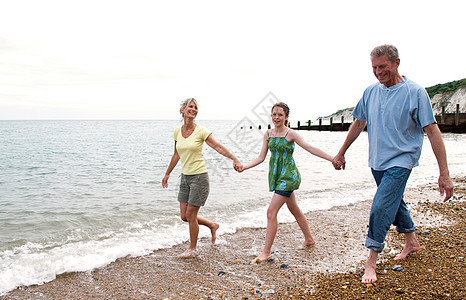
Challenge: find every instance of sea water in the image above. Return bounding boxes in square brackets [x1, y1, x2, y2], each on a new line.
[0, 120, 464, 295]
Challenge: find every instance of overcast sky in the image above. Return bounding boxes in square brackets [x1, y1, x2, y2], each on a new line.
[1, 0, 465, 122]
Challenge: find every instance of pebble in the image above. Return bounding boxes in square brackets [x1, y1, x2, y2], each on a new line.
[279, 264, 289, 269]
[391, 265, 405, 272]
[395, 288, 405, 294]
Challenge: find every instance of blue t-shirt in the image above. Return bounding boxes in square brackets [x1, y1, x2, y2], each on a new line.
[352, 77, 436, 171]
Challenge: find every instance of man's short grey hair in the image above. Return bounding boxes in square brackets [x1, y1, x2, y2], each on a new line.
[370, 45, 399, 63]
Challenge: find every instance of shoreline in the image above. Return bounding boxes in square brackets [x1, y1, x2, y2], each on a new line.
[2, 177, 465, 299]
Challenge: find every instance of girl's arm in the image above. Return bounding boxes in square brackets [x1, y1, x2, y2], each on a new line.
[288, 129, 334, 162]
[240, 131, 269, 172]
[162, 142, 180, 188]
[205, 134, 240, 164]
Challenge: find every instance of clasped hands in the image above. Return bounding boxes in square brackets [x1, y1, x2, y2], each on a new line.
[233, 161, 244, 173]
[332, 153, 345, 170]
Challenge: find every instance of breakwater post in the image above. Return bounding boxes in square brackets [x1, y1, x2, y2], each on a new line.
[456, 104, 460, 126]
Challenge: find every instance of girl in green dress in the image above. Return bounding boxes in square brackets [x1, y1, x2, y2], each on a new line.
[237, 102, 334, 262]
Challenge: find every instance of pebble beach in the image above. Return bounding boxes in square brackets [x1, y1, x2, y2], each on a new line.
[2, 177, 465, 299]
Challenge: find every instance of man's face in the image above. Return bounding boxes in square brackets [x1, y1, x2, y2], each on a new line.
[371, 54, 400, 87]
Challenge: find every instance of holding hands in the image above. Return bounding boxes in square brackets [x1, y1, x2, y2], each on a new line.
[332, 153, 346, 170]
[233, 161, 244, 173]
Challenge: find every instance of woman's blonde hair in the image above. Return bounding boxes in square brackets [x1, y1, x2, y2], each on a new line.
[180, 98, 198, 116]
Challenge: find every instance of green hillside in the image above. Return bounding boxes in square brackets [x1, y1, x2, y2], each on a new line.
[426, 78, 466, 98]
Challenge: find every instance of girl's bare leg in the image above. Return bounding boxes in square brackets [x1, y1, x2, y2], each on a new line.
[285, 192, 315, 247]
[254, 194, 286, 262]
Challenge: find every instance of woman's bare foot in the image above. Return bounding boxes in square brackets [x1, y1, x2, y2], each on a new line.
[210, 223, 220, 244]
[178, 249, 198, 259]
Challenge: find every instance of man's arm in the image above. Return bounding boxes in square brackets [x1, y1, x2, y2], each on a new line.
[332, 119, 367, 170]
[423, 123, 454, 201]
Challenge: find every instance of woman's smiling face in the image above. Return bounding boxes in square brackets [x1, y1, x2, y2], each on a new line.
[181, 100, 198, 119]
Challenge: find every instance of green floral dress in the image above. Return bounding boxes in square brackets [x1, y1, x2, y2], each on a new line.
[268, 129, 301, 191]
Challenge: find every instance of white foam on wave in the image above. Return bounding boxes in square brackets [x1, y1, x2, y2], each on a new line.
[0, 221, 189, 295]
[0, 205, 276, 296]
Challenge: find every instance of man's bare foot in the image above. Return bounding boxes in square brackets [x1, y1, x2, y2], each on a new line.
[362, 249, 378, 284]
[252, 253, 271, 263]
[178, 249, 198, 259]
[210, 223, 220, 244]
[394, 242, 420, 260]
[361, 266, 377, 284]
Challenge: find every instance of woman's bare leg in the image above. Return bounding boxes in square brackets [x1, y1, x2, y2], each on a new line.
[179, 203, 219, 258]
[197, 215, 220, 244]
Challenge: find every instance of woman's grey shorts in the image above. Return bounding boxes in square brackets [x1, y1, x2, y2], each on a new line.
[177, 173, 210, 207]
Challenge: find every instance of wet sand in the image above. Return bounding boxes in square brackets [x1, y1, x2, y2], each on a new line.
[2, 177, 465, 299]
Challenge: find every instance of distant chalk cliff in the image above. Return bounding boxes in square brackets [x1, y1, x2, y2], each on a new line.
[431, 86, 466, 115]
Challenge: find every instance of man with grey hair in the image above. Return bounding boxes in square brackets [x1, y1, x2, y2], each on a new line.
[332, 44, 454, 283]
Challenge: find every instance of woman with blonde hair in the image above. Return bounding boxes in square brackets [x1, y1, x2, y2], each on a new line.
[162, 98, 241, 258]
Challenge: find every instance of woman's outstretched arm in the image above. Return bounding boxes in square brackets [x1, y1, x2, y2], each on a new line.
[205, 134, 240, 164]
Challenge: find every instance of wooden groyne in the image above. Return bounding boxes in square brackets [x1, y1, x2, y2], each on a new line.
[292, 116, 352, 132]
[436, 104, 466, 133]
[292, 105, 466, 133]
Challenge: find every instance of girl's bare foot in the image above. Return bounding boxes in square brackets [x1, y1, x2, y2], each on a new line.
[298, 238, 316, 249]
[210, 223, 220, 244]
[252, 252, 272, 263]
